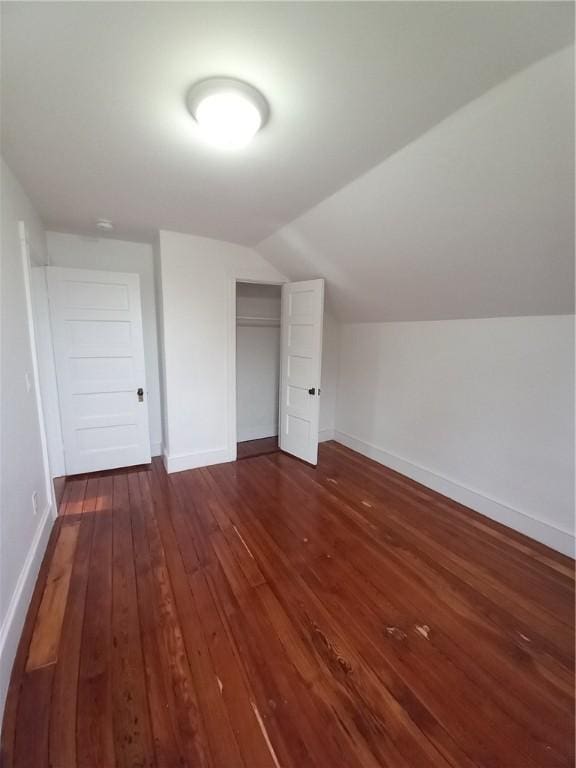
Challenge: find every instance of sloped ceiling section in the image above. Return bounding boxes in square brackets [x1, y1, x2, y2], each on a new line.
[1, 2, 573, 245]
[257, 48, 575, 323]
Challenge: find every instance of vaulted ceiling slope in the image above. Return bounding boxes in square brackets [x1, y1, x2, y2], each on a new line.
[1, 2, 573, 246]
[258, 47, 575, 322]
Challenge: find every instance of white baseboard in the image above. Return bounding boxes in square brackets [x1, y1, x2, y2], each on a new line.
[0, 502, 54, 717]
[319, 428, 335, 443]
[164, 446, 231, 474]
[151, 441, 163, 458]
[333, 430, 575, 558]
[237, 425, 278, 442]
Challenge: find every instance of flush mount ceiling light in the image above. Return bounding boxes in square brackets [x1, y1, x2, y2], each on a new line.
[96, 218, 113, 231]
[186, 77, 269, 150]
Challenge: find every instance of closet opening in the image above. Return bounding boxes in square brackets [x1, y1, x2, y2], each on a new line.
[235, 281, 282, 460]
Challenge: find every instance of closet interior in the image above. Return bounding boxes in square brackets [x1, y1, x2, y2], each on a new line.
[236, 282, 282, 460]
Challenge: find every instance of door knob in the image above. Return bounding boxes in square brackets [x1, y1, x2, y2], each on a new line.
[308, 387, 316, 395]
[137, 387, 144, 402]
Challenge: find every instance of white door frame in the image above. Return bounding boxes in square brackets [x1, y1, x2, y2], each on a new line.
[30, 267, 66, 478]
[19, 222, 58, 520]
[226, 277, 285, 462]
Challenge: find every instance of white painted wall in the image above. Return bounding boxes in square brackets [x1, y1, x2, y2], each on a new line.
[236, 282, 282, 324]
[236, 283, 281, 442]
[153, 235, 170, 455]
[257, 47, 574, 323]
[236, 326, 280, 442]
[320, 310, 339, 440]
[155, 230, 287, 472]
[0, 159, 54, 718]
[46, 232, 163, 456]
[335, 315, 575, 556]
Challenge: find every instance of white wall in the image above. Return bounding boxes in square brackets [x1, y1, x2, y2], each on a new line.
[257, 47, 574, 323]
[236, 326, 280, 441]
[0, 159, 54, 718]
[156, 230, 287, 472]
[236, 282, 282, 323]
[236, 283, 281, 442]
[153, 235, 170, 455]
[46, 232, 163, 456]
[335, 315, 575, 556]
[320, 310, 339, 440]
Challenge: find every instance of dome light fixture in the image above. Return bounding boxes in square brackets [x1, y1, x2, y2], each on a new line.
[186, 77, 269, 150]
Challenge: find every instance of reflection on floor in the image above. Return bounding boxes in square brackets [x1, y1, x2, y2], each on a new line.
[237, 435, 279, 460]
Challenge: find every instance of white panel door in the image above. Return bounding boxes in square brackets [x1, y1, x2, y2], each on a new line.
[47, 267, 151, 475]
[279, 279, 324, 465]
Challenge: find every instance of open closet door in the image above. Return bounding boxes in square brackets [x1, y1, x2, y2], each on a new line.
[279, 279, 324, 465]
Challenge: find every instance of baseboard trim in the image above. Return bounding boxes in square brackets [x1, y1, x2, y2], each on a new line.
[319, 429, 335, 443]
[0, 502, 54, 716]
[151, 441, 163, 458]
[164, 447, 231, 474]
[333, 430, 575, 558]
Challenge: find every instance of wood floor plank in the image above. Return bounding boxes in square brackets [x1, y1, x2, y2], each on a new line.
[26, 521, 80, 671]
[222, 522, 266, 588]
[237, 436, 279, 460]
[215, 491, 454, 768]
[308, 552, 573, 763]
[62, 478, 88, 517]
[76, 476, 116, 768]
[1, 521, 60, 767]
[49, 508, 95, 766]
[168, 468, 214, 569]
[221, 588, 324, 768]
[328, 441, 575, 580]
[209, 462, 450, 766]
[3, 442, 574, 767]
[156, 467, 201, 576]
[138, 470, 211, 768]
[129, 471, 183, 767]
[189, 568, 280, 768]
[319, 446, 575, 610]
[57, 482, 72, 516]
[82, 476, 101, 517]
[271, 450, 575, 687]
[111, 473, 155, 768]
[148, 467, 247, 768]
[13, 666, 54, 768]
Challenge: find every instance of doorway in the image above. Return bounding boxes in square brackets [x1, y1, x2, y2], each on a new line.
[46, 266, 151, 475]
[235, 282, 281, 460]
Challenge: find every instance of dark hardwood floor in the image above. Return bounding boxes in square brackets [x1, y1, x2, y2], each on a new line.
[237, 436, 279, 460]
[2, 441, 574, 767]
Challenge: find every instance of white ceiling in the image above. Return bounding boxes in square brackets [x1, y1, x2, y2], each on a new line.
[1, 2, 573, 246]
